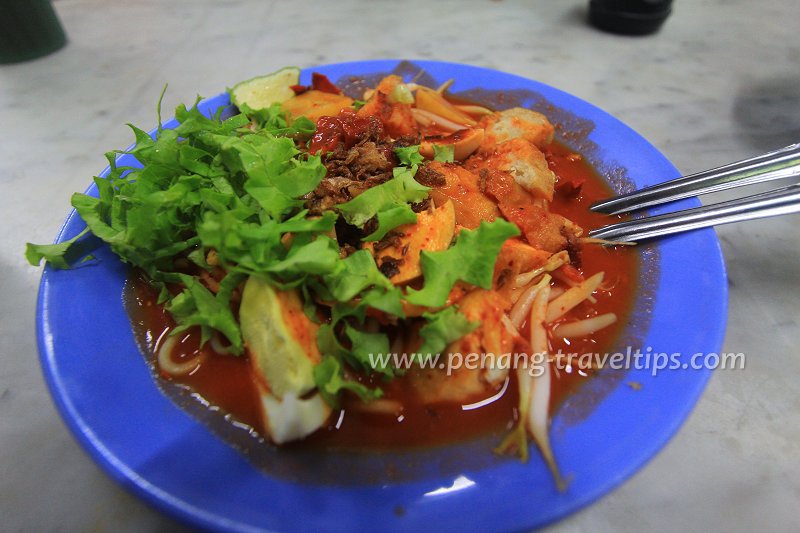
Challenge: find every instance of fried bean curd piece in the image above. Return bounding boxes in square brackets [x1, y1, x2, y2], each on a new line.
[410, 289, 513, 403]
[478, 107, 555, 152]
[468, 137, 556, 201]
[408, 364, 488, 404]
[501, 203, 582, 254]
[477, 167, 580, 253]
[425, 161, 499, 229]
[450, 289, 514, 359]
[364, 200, 456, 284]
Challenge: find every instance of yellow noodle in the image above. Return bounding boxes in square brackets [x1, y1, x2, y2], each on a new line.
[157, 334, 207, 376]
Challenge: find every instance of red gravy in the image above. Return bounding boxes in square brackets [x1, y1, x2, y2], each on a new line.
[124, 142, 638, 451]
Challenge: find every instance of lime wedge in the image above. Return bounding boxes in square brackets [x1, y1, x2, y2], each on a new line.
[229, 66, 300, 111]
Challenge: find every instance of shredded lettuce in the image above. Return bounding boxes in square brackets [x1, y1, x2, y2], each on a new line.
[433, 144, 455, 162]
[394, 145, 425, 167]
[324, 250, 392, 302]
[405, 219, 521, 307]
[237, 101, 316, 135]
[344, 324, 393, 375]
[27, 100, 330, 350]
[25, 228, 92, 269]
[361, 204, 418, 242]
[337, 166, 429, 228]
[417, 307, 479, 357]
[167, 273, 246, 353]
[313, 355, 383, 408]
[26, 89, 519, 409]
[316, 251, 404, 378]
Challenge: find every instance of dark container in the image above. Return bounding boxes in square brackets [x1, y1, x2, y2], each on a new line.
[0, 0, 67, 64]
[589, 0, 673, 36]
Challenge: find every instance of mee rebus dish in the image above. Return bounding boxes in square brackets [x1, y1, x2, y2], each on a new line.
[33, 60, 727, 532]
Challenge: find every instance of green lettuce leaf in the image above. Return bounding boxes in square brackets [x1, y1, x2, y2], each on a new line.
[313, 355, 383, 408]
[166, 273, 245, 354]
[25, 228, 94, 270]
[323, 249, 393, 302]
[336, 166, 429, 228]
[405, 219, 520, 307]
[433, 144, 455, 162]
[361, 204, 418, 242]
[417, 307, 479, 357]
[239, 102, 316, 136]
[344, 324, 394, 377]
[28, 97, 334, 351]
[394, 145, 425, 166]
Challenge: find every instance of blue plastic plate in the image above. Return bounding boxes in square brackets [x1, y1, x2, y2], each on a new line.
[36, 60, 727, 532]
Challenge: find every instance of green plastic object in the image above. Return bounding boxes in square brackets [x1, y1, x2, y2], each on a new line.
[0, 0, 67, 64]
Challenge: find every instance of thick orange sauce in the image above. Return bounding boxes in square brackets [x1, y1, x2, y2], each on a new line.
[545, 142, 638, 404]
[125, 283, 264, 431]
[125, 142, 638, 451]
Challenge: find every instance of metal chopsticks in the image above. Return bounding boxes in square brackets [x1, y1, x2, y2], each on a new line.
[587, 143, 800, 243]
[590, 143, 800, 216]
[588, 183, 800, 242]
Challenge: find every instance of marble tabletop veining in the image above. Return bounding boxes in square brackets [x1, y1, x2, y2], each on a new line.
[2, 0, 799, 531]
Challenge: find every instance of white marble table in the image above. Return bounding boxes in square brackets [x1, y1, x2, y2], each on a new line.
[2, 0, 799, 531]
